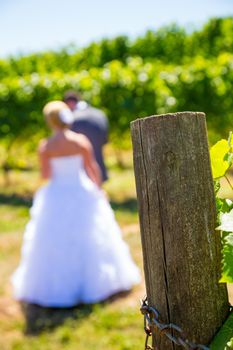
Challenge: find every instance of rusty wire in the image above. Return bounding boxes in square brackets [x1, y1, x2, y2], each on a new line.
[140, 297, 209, 350]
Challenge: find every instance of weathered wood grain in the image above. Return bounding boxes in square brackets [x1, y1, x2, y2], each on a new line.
[131, 112, 229, 349]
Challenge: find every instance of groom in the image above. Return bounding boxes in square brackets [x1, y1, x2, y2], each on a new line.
[64, 91, 109, 183]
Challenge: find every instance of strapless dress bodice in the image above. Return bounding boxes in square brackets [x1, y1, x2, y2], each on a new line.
[50, 155, 85, 183]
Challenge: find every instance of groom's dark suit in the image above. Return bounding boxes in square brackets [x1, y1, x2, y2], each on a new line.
[71, 102, 109, 182]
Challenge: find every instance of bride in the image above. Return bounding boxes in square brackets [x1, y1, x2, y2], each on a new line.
[12, 101, 140, 307]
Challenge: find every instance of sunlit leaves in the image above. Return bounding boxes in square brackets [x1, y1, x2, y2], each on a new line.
[217, 209, 233, 283]
[220, 233, 233, 283]
[210, 140, 231, 179]
[218, 209, 233, 232]
[216, 197, 233, 224]
[212, 136, 233, 284]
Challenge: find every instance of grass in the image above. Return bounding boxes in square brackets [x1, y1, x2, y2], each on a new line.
[1, 306, 143, 350]
[0, 154, 145, 350]
[1, 152, 233, 350]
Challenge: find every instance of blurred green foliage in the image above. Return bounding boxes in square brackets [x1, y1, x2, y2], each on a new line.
[0, 17, 233, 164]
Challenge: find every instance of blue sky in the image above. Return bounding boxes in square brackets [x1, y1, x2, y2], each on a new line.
[0, 0, 232, 57]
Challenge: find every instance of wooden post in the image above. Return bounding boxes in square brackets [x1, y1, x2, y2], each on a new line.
[131, 112, 229, 349]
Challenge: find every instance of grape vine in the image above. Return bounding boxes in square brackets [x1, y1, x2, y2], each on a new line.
[210, 132, 233, 283]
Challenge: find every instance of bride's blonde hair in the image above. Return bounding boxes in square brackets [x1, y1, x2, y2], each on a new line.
[43, 101, 72, 129]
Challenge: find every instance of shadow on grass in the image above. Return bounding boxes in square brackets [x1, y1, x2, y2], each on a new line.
[0, 195, 138, 214]
[0, 193, 32, 207]
[21, 302, 94, 336]
[21, 290, 131, 336]
[110, 198, 138, 213]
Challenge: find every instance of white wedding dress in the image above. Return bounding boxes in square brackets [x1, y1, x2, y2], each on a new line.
[12, 155, 140, 307]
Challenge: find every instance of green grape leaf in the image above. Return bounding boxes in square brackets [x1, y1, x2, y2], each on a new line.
[210, 139, 230, 179]
[228, 131, 233, 148]
[210, 312, 233, 349]
[226, 338, 233, 350]
[214, 180, 221, 195]
[227, 153, 233, 166]
[216, 198, 233, 225]
[220, 233, 233, 283]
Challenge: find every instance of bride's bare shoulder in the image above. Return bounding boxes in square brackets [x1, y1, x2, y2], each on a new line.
[66, 130, 90, 147]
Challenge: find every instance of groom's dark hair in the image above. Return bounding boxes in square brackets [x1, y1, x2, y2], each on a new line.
[63, 90, 81, 103]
